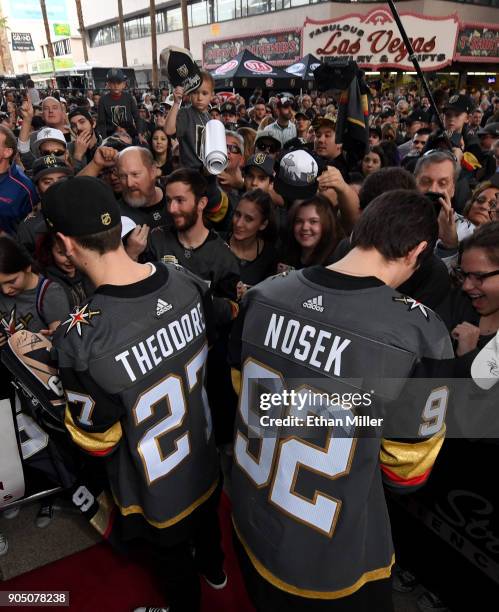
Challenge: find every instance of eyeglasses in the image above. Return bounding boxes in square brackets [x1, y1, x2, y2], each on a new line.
[40, 149, 65, 157]
[454, 267, 499, 286]
[422, 148, 458, 162]
[227, 144, 242, 155]
[473, 194, 499, 208]
[256, 142, 279, 154]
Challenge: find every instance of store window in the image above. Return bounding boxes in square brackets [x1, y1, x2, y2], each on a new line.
[167, 7, 182, 31]
[190, 1, 209, 27]
[215, 0, 236, 22]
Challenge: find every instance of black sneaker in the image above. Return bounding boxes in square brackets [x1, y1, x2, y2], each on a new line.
[203, 569, 227, 590]
[392, 565, 418, 593]
[35, 501, 54, 528]
[417, 591, 451, 611]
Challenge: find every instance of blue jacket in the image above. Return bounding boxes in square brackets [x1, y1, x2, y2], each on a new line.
[0, 164, 37, 235]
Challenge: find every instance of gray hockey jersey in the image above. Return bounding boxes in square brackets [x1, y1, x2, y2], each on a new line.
[230, 268, 453, 599]
[54, 263, 219, 530]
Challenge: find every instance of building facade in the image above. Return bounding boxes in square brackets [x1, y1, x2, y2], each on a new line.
[0, 0, 84, 82]
[79, 0, 498, 87]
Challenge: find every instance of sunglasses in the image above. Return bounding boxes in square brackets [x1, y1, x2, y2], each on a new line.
[40, 149, 66, 157]
[227, 144, 242, 155]
[454, 267, 499, 286]
[256, 142, 279, 154]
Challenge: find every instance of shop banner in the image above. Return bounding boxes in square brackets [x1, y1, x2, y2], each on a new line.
[11, 32, 35, 51]
[203, 29, 302, 69]
[303, 8, 459, 72]
[455, 23, 499, 63]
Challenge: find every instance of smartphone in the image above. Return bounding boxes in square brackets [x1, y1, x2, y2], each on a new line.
[425, 191, 444, 215]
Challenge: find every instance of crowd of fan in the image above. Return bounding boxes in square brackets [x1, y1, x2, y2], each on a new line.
[0, 67, 498, 580]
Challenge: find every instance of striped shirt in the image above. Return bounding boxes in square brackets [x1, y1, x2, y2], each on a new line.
[264, 121, 297, 147]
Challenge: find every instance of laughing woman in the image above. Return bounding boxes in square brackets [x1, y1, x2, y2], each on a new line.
[277, 194, 342, 271]
[149, 127, 173, 177]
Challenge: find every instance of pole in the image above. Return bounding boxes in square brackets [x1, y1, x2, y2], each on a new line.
[149, 0, 158, 88]
[386, 0, 445, 132]
[181, 0, 190, 51]
[117, 0, 128, 67]
[39, 0, 56, 84]
[75, 0, 88, 63]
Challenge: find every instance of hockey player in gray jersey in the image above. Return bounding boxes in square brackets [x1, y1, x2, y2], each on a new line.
[41, 176, 225, 612]
[229, 190, 454, 611]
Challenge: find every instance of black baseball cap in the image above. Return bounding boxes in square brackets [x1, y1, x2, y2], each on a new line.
[68, 107, 93, 123]
[443, 94, 474, 115]
[274, 149, 322, 202]
[106, 68, 127, 83]
[407, 110, 428, 124]
[42, 177, 121, 236]
[221, 102, 237, 115]
[243, 153, 274, 177]
[477, 122, 499, 138]
[295, 108, 316, 122]
[32, 155, 73, 184]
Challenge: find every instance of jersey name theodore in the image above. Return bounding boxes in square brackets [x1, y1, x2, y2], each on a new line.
[115, 302, 205, 382]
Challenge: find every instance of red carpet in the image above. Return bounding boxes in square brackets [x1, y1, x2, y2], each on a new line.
[2, 493, 255, 612]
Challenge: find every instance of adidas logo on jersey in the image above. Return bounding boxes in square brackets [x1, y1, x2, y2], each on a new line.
[302, 295, 324, 312]
[156, 298, 172, 317]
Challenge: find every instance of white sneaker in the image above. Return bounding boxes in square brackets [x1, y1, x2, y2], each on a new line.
[133, 608, 169, 612]
[2, 507, 20, 519]
[0, 532, 8, 556]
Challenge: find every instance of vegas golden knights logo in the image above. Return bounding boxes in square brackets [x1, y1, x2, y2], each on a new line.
[177, 64, 189, 79]
[44, 154, 57, 166]
[254, 153, 266, 164]
[101, 213, 111, 226]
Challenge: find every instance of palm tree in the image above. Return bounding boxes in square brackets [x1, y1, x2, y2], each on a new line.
[117, 0, 128, 67]
[149, 0, 158, 88]
[74, 0, 88, 63]
[39, 0, 56, 80]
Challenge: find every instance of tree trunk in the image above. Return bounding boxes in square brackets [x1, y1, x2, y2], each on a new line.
[180, 0, 190, 51]
[39, 0, 56, 82]
[149, 0, 158, 88]
[117, 0, 128, 67]
[75, 0, 88, 63]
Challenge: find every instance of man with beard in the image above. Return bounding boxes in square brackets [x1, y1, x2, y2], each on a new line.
[147, 168, 240, 327]
[116, 147, 170, 260]
[68, 108, 102, 171]
[265, 96, 297, 147]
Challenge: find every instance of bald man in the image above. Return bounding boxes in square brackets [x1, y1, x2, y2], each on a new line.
[18, 96, 77, 170]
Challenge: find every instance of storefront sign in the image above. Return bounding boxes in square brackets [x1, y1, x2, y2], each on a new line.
[53, 23, 71, 37]
[303, 8, 459, 72]
[455, 24, 499, 63]
[11, 32, 34, 51]
[29, 57, 75, 74]
[203, 29, 302, 69]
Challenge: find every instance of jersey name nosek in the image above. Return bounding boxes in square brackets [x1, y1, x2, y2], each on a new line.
[115, 303, 205, 382]
[263, 313, 351, 376]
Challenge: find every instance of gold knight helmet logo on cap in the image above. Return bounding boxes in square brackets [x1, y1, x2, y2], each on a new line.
[177, 64, 189, 79]
[101, 212, 111, 226]
[44, 154, 57, 166]
[254, 153, 266, 164]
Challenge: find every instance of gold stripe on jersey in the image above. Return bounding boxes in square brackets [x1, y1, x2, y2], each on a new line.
[231, 367, 241, 395]
[380, 426, 446, 480]
[90, 491, 116, 536]
[65, 406, 123, 454]
[116, 477, 218, 528]
[233, 520, 395, 599]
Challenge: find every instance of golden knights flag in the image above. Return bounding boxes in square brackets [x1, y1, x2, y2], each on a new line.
[335, 64, 370, 168]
